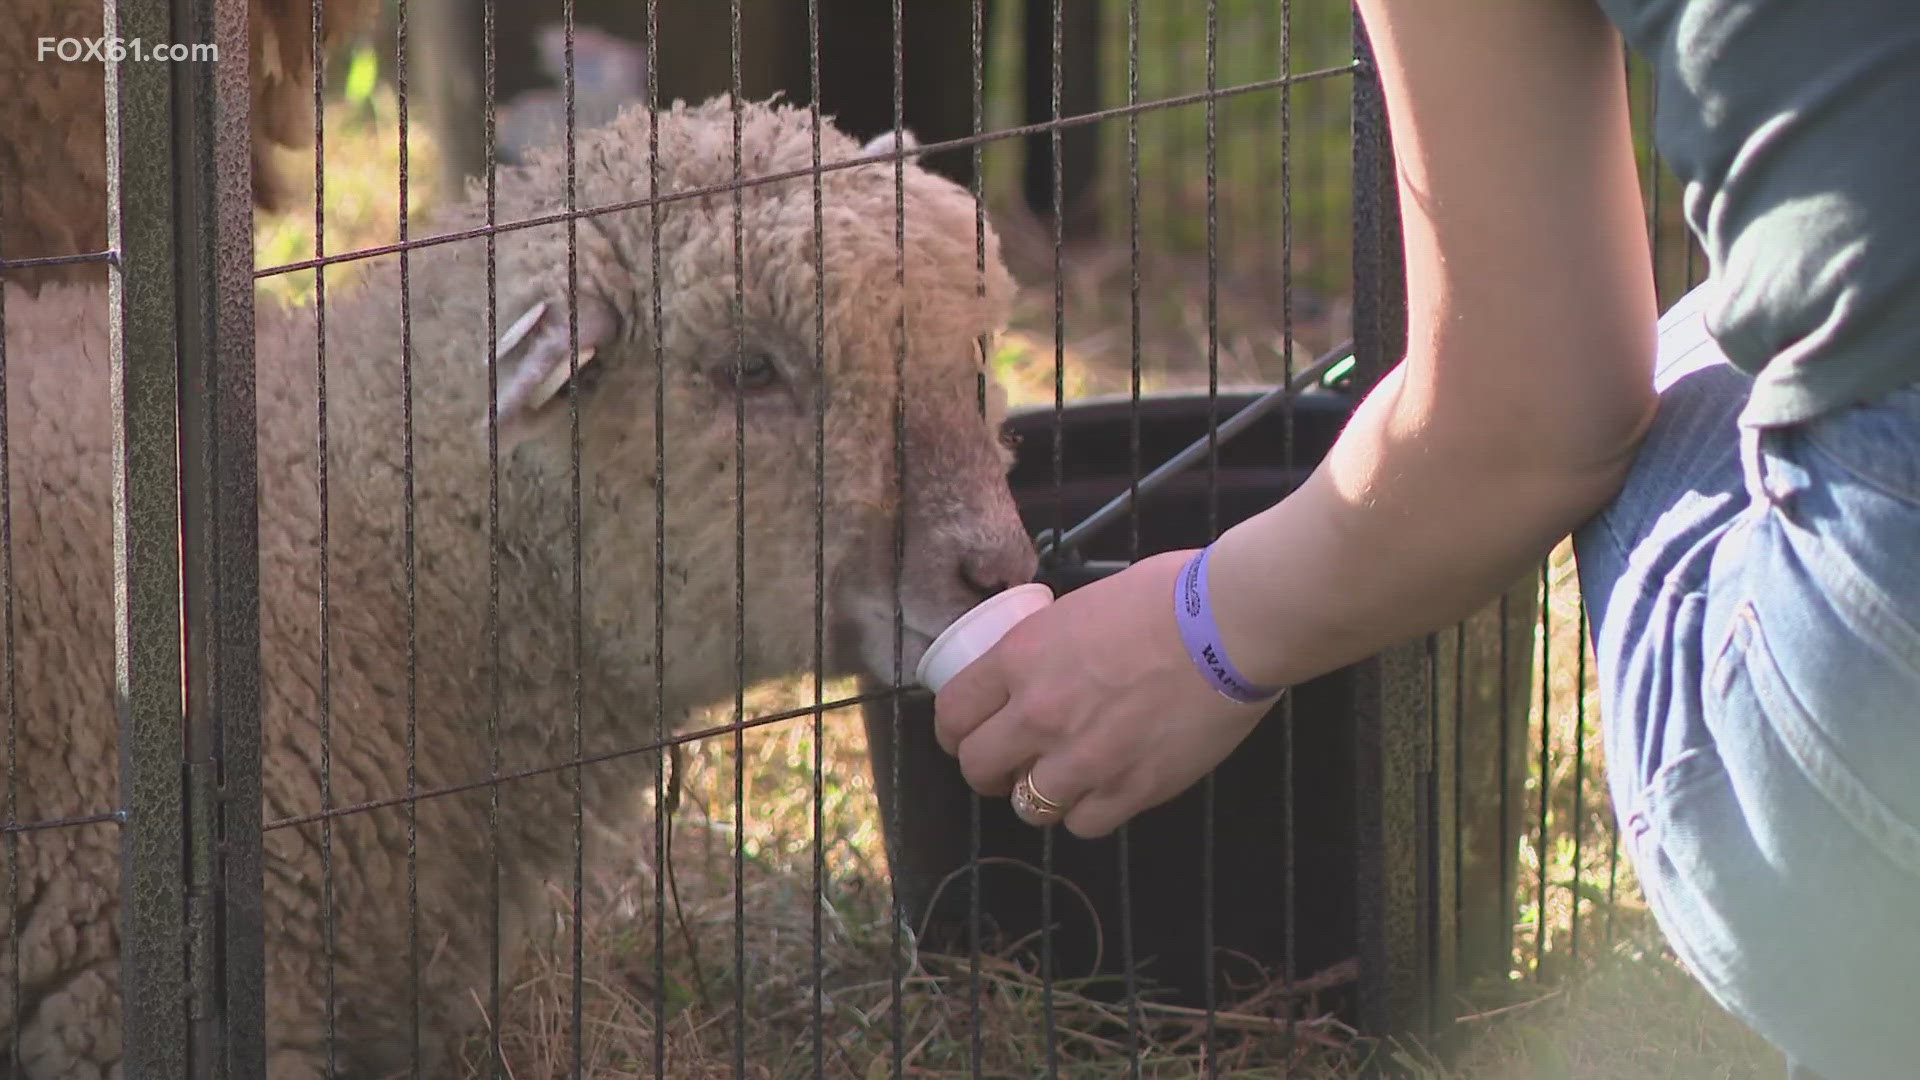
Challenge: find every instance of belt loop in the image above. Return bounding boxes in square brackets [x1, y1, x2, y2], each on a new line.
[1739, 424, 1770, 504]
[1743, 422, 1804, 509]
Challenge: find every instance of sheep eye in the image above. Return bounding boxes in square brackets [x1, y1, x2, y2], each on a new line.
[731, 349, 781, 393]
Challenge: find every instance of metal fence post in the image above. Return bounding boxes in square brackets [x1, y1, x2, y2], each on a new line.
[107, 0, 190, 1071]
[1348, 9, 1432, 1042]
[1347, 8, 1543, 1044]
[108, 0, 263, 1072]
[173, 0, 266, 1075]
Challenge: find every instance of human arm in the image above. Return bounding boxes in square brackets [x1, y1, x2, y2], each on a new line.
[1209, 0, 1656, 690]
[935, 0, 1657, 838]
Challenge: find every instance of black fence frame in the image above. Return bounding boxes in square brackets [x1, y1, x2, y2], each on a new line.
[100, 0, 265, 1074]
[0, 0, 265, 1074]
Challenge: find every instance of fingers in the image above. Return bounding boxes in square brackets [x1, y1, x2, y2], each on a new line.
[953, 705, 1035, 796]
[1061, 787, 1142, 840]
[1031, 749, 1145, 839]
[930, 601, 1159, 838]
[932, 647, 1011, 757]
[958, 713, 1114, 833]
[1023, 753, 1098, 824]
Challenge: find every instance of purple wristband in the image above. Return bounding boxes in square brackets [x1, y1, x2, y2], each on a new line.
[1174, 546, 1285, 704]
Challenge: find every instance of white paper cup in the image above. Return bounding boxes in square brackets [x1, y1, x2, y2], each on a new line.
[916, 582, 1055, 692]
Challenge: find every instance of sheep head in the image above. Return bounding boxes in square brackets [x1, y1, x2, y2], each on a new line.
[473, 98, 1036, 693]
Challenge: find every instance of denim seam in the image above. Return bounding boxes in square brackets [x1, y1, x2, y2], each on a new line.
[1776, 512, 1920, 671]
[1699, 506, 1770, 693]
[1637, 745, 1726, 839]
[1799, 422, 1920, 513]
[1705, 595, 1746, 698]
[1730, 606, 1920, 881]
[1606, 505, 1760, 629]
[1595, 507, 1636, 581]
[1628, 591, 1729, 835]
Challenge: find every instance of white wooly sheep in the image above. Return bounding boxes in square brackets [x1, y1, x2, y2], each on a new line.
[0, 98, 1034, 1078]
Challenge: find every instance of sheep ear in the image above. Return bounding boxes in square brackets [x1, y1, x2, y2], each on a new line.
[491, 295, 618, 445]
[862, 129, 918, 157]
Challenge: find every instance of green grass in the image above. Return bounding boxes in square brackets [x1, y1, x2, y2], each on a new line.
[252, 52, 445, 307]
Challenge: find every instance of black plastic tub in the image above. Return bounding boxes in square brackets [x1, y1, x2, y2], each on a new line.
[866, 386, 1365, 1013]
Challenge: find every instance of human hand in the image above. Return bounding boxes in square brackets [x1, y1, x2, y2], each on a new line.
[932, 549, 1279, 838]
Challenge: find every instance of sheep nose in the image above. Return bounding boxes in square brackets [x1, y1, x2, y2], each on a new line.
[959, 543, 1037, 604]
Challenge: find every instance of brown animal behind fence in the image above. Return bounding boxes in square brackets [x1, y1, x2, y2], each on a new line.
[0, 0, 377, 286]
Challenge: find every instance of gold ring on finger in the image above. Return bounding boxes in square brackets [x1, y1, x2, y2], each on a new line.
[1011, 771, 1065, 827]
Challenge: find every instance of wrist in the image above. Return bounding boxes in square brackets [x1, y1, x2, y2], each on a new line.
[1172, 545, 1287, 704]
[1203, 512, 1321, 690]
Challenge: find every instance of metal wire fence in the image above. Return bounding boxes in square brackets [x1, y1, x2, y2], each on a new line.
[0, 0, 1712, 1075]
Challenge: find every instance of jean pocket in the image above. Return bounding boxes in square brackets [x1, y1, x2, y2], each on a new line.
[1710, 601, 1920, 882]
[1681, 597, 1920, 1077]
[1760, 403, 1920, 686]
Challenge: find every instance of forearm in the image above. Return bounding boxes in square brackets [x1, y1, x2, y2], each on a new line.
[1206, 358, 1650, 690]
[1196, 0, 1658, 690]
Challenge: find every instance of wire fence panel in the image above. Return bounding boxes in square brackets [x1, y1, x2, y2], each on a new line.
[259, 0, 1413, 1068]
[0, 0, 1724, 1074]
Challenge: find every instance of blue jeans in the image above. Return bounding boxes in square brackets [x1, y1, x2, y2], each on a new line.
[1573, 282, 1920, 1079]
